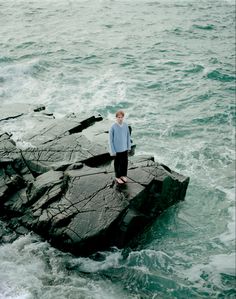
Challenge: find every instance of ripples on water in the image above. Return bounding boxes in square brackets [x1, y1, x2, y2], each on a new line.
[0, 0, 235, 298]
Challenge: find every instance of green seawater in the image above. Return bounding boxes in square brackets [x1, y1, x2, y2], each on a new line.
[0, 0, 235, 298]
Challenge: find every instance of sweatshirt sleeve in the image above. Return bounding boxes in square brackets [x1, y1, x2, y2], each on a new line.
[109, 125, 116, 155]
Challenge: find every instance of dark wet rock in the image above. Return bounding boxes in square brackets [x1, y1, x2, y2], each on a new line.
[0, 110, 189, 256]
[23, 113, 103, 146]
[0, 220, 19, 244]
[0, 104, 25, 121]
[0, 103, 48, 122]
[33, 104, 45, 112]
[21, 133, 110, 175]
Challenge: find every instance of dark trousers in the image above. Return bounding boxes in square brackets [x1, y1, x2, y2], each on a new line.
[114, 151, 128, 178]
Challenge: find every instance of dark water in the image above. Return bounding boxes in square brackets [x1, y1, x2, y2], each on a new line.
[0, 0, 235, 298]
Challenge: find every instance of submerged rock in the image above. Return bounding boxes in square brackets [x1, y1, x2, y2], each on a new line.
[0, 107, 189, 256]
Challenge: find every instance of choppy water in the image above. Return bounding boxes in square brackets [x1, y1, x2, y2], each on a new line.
[0, 0, 235, 298]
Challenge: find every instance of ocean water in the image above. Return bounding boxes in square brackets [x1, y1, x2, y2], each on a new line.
[0, 0, 235, 298]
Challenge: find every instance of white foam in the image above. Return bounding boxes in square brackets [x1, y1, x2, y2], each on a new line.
[0, 235, 128, 299]
[73, 69, 128, 116]
[125, 249, 174, 275]
[0, 117, 38, 149]
[74, 249, 123, 273]
[0, 59, 43, 106]
[0, 290, 31, 299]
[182, 251, 236, 288]
[0, 234, 45, 299]
[219, 206, 236, 243]
[210, 253, 236, 276]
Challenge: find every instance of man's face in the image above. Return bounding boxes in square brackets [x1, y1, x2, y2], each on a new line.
[116, 114, 124, 124]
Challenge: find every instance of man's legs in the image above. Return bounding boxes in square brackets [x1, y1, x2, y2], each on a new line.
[120, 151, 128, 181]
[114, 151, 128, 183]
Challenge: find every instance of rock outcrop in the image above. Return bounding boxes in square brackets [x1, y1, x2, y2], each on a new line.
[0, 107, 189, 256]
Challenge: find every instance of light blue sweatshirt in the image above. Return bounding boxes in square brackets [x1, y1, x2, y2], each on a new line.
[109, 122, 131, 155]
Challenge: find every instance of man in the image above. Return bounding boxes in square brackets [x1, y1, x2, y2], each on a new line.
[109, 110, 131, 184]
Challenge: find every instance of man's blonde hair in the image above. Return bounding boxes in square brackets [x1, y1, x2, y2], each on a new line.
[115, 110, 125, 117]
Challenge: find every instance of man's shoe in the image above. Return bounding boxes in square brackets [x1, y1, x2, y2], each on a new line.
[116, 178, 124, 184]
[121, 176, 127, 183]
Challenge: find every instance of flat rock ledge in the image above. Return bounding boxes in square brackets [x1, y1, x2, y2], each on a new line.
[0, 109, 189, 256]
